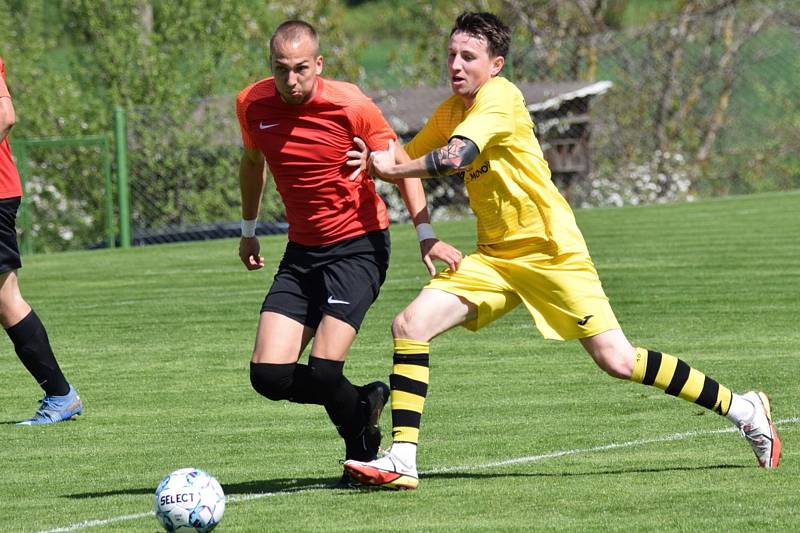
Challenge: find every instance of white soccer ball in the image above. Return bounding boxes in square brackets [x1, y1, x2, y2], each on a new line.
[154, 467, 225, 532]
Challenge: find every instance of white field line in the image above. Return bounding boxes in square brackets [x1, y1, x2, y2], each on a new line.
[36, 417, 798, 533]
[425, 416, 799, 474]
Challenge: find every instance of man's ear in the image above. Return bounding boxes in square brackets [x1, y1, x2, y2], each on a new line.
[490, 55, 505, 77]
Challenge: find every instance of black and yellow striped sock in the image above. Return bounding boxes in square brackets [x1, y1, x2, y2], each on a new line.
[631, 347, 732, 415]
[390, 338, 429, 445]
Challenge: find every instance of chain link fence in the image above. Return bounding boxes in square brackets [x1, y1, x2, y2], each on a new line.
[124, 98, 259, 244]
[565, 2, 800, 207]
[11, 137, 114, 252]
[39, 1, 797, 247]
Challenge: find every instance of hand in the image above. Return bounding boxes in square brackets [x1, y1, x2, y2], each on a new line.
[420, 238, 462, 276]
[368, 138, 397, 180]
[346, 136, 369, 181]
[239, 236, 265, 270]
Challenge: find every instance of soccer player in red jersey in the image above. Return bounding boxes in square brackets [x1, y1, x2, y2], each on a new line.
[235, 20, 461, 486]
[0, 56, 82, 425]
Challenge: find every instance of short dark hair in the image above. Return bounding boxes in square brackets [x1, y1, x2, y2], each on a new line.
[270, 20, 319, 57]
[450, 11, 510, 58]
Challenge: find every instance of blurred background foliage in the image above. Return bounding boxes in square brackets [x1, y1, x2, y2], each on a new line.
[1, 0, 798, 251]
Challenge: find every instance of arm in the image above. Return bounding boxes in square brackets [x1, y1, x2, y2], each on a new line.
[371, 136, 479, 181]
[0, 74, 15, 141]
[238, 147, 267, 270]
[393, 143, 430, 227]
[392, 143, 463, 275]
[346, 136, 463, 274]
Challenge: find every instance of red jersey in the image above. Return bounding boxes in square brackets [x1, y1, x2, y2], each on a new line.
[236, 77, 395, 246]
[0, 57, 23, 199]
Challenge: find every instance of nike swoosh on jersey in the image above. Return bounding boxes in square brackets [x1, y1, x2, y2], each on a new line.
[327, 296, 350, 305]
[259, 122, 279, 129]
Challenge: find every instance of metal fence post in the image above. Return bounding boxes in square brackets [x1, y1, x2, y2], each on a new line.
[114, 106, 131, 248]
[101, 137, 115, 248]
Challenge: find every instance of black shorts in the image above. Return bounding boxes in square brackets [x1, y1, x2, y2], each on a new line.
[262, 230, 391, 332]
[0, 197, 22, 274]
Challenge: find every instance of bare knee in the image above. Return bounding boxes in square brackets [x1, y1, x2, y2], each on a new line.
[0, 292, 30, 328]
[391, 308, 427, 341]
[391, 310, 413, 339]
[391, 290, 470, 342]
[581, 331, 635, 380]
[593, 347, 634, 379]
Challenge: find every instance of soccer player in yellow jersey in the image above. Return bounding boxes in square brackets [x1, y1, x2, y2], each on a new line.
[344, 11, 781, 490]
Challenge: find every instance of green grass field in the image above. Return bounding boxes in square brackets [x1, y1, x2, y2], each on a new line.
[2, 191, 799, 532]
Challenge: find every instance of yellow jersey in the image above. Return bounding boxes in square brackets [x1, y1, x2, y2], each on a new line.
[406, 76, 587, 254]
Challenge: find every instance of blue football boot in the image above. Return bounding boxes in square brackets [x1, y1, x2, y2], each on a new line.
[17, 385, 83, 426]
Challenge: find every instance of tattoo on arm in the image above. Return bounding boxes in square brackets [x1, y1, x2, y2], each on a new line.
[424, 136, 479, 177]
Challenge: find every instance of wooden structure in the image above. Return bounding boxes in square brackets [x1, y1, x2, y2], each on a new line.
[367, 80, 612, 198]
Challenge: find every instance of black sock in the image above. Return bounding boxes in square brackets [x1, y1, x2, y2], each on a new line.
[6, 310, 69, 396]
[249, 361, 323, 404]
[290, 362, 324, 404]
[308, 355, 365, 440]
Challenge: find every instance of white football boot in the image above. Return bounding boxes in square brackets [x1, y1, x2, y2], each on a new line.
[737, 391, 781, 469]
[343, 447, 419, 490]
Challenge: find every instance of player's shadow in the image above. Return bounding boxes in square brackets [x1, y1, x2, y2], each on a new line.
[1, 418, 81, 425]
[67, 476, 350, 499]
[423, 462, 746, 481]
[67, 463, 745, 499]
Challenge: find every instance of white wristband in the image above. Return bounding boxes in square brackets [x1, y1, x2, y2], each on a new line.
[415, 223, 436, 241]
[241, 218, 257, 238]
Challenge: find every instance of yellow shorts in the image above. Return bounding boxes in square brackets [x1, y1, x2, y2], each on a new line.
[425, 241, 619, 340]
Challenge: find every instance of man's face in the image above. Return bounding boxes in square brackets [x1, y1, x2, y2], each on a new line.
[270, 36, 323, 105]
[447, 31, 503, 105]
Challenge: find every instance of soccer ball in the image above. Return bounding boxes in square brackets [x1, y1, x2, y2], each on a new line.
[154, 467, 225, 532]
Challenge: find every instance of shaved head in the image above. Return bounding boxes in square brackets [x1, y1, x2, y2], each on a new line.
[270, 20, 320, 58]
